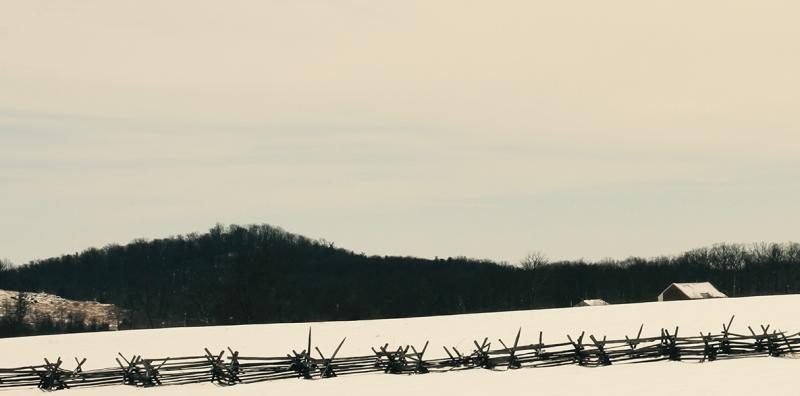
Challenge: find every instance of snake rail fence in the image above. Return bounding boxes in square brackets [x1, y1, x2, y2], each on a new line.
[1, 316, 797, 391]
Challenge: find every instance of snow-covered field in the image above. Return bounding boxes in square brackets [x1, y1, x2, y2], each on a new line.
[2, 295, 799, 395]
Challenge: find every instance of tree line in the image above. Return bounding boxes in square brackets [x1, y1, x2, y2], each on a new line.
[1, 224, 799, 337]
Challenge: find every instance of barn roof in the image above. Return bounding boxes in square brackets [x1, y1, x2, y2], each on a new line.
[659, 282, 727, 300]
[575, 299, 609, 307]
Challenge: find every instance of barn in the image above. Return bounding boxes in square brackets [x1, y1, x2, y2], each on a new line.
[657, 282, 727, 301]
[574, 299, 609, 307]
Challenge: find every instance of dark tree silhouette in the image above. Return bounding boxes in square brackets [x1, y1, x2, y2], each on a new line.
[1, 224, 799, 337]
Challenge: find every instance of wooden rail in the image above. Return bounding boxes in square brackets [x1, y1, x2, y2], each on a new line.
[1, 316, 798, 391]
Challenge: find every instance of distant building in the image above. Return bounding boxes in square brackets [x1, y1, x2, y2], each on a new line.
[574, 299, 609, 307]
[658, 282, 727, 301]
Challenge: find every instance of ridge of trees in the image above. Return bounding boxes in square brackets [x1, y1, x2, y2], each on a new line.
[1, 224, 799, 336]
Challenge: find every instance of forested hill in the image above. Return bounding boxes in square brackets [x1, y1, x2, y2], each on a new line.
[2, 224, 800, 331]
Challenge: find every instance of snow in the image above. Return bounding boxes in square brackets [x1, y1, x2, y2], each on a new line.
[658, 282, 728, 300]
[2, 294, 799, 395]
[0, 290, 122, 330]
[574, 299, 609, 306]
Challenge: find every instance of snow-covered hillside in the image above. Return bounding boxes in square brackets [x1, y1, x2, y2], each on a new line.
[2, 295, 799, 395]
[0, 290, 123, 330]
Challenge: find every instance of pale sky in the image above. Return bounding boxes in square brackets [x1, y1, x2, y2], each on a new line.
[2, 1, 799, 265]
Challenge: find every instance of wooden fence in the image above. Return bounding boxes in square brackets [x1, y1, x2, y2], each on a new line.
[1, 316, 797, 391]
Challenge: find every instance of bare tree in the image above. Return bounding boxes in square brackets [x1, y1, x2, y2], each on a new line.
[520, 251, 549, 270]
[13, 291, 29, 324]
[519, 251, 549, 307]
[0, 258, 10, 272]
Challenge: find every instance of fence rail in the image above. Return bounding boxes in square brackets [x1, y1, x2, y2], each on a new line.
[1, 316, 797, 391]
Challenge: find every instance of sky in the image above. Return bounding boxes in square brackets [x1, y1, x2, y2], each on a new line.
[1, 1, 799, 265]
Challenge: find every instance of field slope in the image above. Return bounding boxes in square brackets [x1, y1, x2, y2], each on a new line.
[2, 295, 799, 395]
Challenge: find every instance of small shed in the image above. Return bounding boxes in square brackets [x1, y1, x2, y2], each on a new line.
[574, 299, 609, 307]
[658, 282, 727, 301]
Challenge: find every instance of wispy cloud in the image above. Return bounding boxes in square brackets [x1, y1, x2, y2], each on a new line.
[1, 0, 799, 264]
